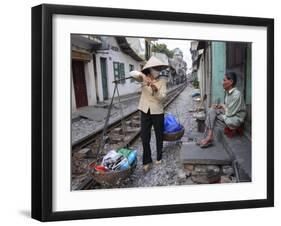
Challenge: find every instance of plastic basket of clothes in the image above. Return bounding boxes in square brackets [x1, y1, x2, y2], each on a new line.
[89, 148, 137, 186]
[163, 113, 185, 141]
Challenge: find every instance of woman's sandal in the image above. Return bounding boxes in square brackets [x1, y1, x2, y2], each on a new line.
[143, 164, 152, 172]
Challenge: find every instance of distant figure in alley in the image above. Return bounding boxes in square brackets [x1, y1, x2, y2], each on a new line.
[197, 71, 247, 148]
[130, 56, 168, 172]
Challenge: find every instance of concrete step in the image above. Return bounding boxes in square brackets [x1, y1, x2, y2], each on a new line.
[214, 126, 251, 182]
[180, 141, 232, 165]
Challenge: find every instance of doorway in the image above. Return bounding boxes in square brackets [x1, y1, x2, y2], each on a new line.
[72, 60, 88, 108]
[100, 57, 109, 100]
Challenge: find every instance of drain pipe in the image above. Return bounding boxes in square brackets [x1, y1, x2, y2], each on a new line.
[232, 160, 240, 183]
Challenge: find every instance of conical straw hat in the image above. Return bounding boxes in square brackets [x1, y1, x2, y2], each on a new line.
[141, 56, 169, 72]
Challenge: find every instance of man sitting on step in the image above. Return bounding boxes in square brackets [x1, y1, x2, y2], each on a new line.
[197, 71, 247, 148]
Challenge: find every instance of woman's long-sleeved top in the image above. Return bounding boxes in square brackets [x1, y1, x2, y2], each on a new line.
[130, 71, 167, 114]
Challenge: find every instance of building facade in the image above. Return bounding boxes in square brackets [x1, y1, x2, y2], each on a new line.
[191, 40, 252, 128]
[71, 35, 145, 111]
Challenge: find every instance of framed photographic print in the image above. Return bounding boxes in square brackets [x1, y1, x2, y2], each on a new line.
[32, 4, 274, 222]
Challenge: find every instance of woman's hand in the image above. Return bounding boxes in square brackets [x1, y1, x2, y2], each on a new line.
[144, 77, 157, 91]
[138, 73, 157, 92]
[150, 83, 158, 93]
[140, 73, 152, 85]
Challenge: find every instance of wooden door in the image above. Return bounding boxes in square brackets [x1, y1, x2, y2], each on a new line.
[72, 60, 88, 108]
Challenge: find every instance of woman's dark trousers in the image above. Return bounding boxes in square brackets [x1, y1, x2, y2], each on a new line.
[140, 110, 164, 165]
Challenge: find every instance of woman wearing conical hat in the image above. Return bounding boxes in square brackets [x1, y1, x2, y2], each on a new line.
[130, 56, 168, 172]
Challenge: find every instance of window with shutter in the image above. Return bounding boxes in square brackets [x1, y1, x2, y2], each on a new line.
[119, 63, 125, 84]
[113, 62, 126, 84]
[113, 62, 120, 80]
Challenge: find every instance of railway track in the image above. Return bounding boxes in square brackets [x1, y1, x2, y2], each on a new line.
[71, 83, 187, 190]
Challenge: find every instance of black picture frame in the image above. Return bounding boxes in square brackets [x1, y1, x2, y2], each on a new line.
[32, 4, 274, 222]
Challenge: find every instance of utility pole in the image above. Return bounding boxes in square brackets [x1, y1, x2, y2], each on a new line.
[145, 39, 151, 60]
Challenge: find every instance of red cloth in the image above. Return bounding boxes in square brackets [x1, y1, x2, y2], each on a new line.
[224, 125, 244, 138]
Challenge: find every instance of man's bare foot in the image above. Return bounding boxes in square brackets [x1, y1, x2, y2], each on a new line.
[200, 139, 213, 148]
[196, 138, 209, 145]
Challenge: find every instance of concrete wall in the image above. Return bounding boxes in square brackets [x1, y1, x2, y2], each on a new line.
[84, 59, 97, 106]
[245, 44, 252, 105]
[204, 43, 212, 107]
[197, 53, 205, 97]
[196, 43, 212, 107]
[245, 43, 252, 123]
[71, 71, 76, 111]
[95, 37, 143, 101]
[211, 42, 226, 104]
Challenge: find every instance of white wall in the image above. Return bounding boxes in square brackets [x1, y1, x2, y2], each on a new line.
[198, 54, 205, 97]
[96, 37, 142, 101]
[71, 71, 76, 111]
[197, 46, 212, 103]
[1, 1, 280, 226]
[84, 58, 97, 105]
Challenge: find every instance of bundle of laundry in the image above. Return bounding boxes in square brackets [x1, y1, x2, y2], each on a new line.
[164, 113, 183, 133]
[93, 149, 137, 173]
